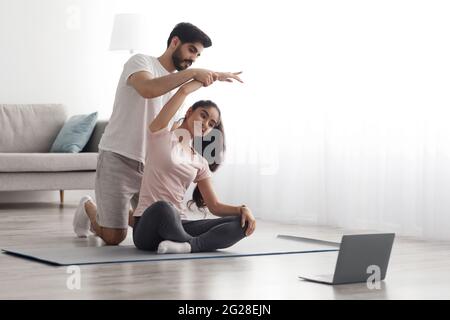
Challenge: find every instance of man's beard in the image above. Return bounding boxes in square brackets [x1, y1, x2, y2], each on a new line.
[172, 47, 192, 71]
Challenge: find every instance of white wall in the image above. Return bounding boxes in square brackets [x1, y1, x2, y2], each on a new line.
[1, 0, 450, 240]
[1, 0, 120, 118]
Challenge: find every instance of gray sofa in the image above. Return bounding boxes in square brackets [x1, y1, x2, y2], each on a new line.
[0, 104, 107, 203]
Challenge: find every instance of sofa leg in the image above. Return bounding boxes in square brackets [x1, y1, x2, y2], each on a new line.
[59, 190, 64, 205]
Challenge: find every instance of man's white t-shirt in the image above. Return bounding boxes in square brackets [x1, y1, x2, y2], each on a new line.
[99, 54, 175, 163]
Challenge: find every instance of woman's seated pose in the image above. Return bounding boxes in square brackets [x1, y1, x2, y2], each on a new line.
[132, 79, 256, 254]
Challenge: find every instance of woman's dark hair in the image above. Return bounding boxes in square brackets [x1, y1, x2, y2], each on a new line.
[186, 100, 225, 212]
[167, 22, 212, 48]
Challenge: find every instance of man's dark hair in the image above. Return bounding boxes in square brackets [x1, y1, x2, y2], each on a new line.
[167, 22, 212, 48]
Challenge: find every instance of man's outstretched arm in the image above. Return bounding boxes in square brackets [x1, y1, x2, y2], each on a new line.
[127, 68, 211, 99]
[127, 69, 243, 99]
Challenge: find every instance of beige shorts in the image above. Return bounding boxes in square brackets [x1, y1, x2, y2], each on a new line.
[95, 150, 144, 229]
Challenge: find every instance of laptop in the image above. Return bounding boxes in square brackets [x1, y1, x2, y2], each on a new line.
[299, 233, 395, 285]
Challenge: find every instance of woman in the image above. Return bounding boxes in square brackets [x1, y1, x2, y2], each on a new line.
[132, 79, 256, 254]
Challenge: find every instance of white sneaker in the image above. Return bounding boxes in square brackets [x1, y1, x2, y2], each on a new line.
[73, 196, 93, 238]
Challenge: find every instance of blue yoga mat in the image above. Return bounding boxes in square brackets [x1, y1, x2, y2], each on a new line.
[2, 234, 340, 266]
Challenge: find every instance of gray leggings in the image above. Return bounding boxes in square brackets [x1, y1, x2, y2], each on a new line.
[133, 201, 248, 253]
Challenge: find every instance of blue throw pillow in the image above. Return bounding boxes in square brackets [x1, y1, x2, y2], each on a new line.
[50, 112, 98, 153]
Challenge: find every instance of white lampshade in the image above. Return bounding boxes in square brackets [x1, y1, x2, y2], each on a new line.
[109, 14, 147, 54]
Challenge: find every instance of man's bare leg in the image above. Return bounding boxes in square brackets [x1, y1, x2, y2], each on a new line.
[85, 201, 135, 229]
[128, 208, 135, 228]
[84, 200, 127, 245]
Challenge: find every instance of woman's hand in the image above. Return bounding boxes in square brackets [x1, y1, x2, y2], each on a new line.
[240, 206, 256, 236]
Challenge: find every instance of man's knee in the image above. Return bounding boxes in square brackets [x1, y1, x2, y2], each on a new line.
[100, 227, 127, 245]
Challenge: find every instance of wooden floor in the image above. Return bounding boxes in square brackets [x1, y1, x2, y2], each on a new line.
[1, 202, 450, 300]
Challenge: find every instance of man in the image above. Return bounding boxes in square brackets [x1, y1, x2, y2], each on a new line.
[73, 22, 242, 245]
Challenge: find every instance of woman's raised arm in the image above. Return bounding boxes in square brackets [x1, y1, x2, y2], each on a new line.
[149, 80, 204, 132]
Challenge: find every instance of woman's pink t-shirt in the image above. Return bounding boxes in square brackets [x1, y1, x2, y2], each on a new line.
[133, 127, 212, 219]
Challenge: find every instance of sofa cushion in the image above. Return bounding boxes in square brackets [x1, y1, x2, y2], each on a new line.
[50, 112, 98, 153]
[0, 153, 98, 172]
[0, 104, 68, 153]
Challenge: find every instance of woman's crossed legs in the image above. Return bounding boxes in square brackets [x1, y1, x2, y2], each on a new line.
[133, 201, 248, 253]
